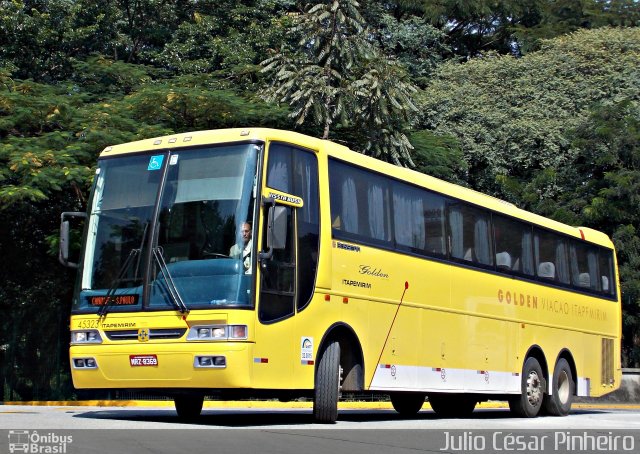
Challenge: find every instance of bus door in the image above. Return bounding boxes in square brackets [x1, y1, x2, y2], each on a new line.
[252, 142, 320, 390]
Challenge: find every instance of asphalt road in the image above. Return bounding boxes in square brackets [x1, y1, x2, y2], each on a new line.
[2, 404, 639, 454]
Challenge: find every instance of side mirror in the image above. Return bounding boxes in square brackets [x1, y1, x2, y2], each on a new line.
[268, 205, 288, 250]
[259, 202, 288, 261]
[59, 211, 86, 268]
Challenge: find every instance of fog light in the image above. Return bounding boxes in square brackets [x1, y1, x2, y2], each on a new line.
[73, 357, 98, 369]
[199, 357, 213, 367]
[194, 355, 226, 368]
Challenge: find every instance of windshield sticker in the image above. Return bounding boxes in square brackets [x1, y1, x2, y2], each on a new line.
[169, 155, 179, 165]
[147, 155, 164, 171]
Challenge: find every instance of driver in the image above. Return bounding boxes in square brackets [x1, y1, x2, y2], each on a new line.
[229, 222, 252, 274]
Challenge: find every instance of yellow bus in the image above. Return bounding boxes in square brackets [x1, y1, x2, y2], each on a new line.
[60, 128, 621, 423]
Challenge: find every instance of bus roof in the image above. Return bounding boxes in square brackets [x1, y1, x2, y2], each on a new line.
[100, 128, 614, 249]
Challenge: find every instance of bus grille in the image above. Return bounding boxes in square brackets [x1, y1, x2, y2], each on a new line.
[601, 338, 614, 385]
[105, 328, 187, 341]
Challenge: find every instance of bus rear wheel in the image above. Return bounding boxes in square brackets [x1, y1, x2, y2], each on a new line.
[313, 340, 341, 423]
[174, 393, 204, 419]
[509, 357, 545, 418]
[390, 392, 425, 416]
[428, 393, 476, 418]
[543, 358, 574, 416]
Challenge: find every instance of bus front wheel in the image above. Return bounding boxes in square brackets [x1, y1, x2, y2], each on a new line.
[509, 357, 545, 418]
[313, 340, 341, 423]
[174, 393, 204, 419]
[543, 358, 574, 416]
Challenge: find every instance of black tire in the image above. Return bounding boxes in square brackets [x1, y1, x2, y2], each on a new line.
[428, 393, 477, 418]
[509, 357, 545, 418]
[390, 392, 425, 416]
[313, 340, 341, 423]
[174, 393, 204, 419]
[543, 358, 574, 416]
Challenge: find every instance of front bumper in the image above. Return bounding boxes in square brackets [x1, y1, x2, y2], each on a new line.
[70, 342, 253, 389]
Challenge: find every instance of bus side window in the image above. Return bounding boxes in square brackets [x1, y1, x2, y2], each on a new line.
[493, 215, 534, 276]
[330, 167, 358, 235]
[598, 248, 615, 296]
[534, 228, 570, 284]
[569, 241, 600, 291]
[448, 203, 493, 267]
[392, 182, 426, 252]
[329, 159, 391, 247]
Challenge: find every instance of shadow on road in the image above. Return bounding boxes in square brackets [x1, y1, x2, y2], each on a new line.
[70, 407, 609, 428]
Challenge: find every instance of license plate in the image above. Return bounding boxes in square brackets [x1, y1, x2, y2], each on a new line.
[129, 355, 158, 367]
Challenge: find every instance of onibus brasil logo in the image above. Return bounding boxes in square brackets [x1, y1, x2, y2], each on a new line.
[8, 430, 73, 453]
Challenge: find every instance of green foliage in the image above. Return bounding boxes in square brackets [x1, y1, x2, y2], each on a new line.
[153, 2, 294, 90]
[375, 13, 449, 87]
[261, 0, 420, 165]
[414, 0, 640, 56]
[409, 130, 468, 184]
[125, 75, 290, 131]
[0, 0, 119, 81]
[262, 0, 371, 137]
[420, 27, 640, 194]
[72, 56, 155, 96]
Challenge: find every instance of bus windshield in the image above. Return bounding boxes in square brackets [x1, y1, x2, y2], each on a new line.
[73, 143, 259, 313]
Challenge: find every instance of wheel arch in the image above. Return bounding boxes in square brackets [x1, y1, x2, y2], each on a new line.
[317, 322, 365, 391]
[524, 344, 550, 390]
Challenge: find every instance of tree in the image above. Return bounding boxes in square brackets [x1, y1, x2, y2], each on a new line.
[409, 0, 640, 57]
[153, 1, 294, 91]
[373, 12, 449, 88]
[419, 27, 640, 195]
[261, 0, 419, 165]
[409, 130, 468, 184]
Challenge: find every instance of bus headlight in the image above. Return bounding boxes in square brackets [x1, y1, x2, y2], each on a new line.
[71, 330, 103, 344]
[187, 325, 248, 341]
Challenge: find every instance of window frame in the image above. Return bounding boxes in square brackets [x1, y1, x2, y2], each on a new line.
[328, 157, 618, 302]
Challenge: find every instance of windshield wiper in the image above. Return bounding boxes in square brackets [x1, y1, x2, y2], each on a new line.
[153, 246, 189, 314]
[98, 248, 140, 318]
[98, 221, 149, 318]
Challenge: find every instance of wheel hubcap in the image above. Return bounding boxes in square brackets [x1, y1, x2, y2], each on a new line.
[526, 371, 542, 406]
